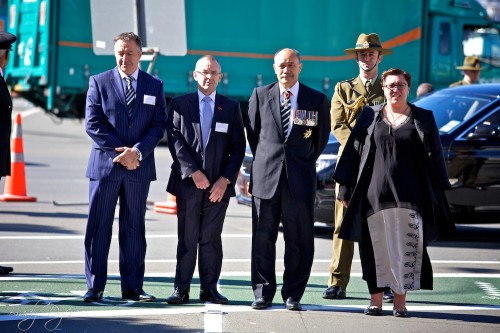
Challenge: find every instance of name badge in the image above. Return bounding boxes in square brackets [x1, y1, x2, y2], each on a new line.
[215, 122, 229, 133]
[143, 95, 156, 105]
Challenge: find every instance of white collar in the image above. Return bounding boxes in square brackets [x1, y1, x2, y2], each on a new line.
[360, 76, 375, 86]
[118, 68, 139, 81]
[279, 82, 299, 97]
[198, 90, 217, 103]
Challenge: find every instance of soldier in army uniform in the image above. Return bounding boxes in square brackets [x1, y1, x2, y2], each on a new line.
[323, 33, 394, 301]
[449, 55, 482, 87]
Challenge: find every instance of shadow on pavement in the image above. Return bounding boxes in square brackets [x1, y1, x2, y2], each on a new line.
[1, 317, 200, 333]
[0, 223, 81, 234]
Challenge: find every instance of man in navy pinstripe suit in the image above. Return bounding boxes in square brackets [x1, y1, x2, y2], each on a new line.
[83, 32, 167, 303]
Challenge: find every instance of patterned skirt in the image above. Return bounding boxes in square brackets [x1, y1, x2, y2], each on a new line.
[366, 207, 424, 295]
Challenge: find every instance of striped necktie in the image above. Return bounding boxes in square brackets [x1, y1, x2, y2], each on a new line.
[125, 76, 135, 117]
[281, 90, 291, 137]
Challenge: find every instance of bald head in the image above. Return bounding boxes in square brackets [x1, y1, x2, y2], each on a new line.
[273, 48, 303, 89]
[193, 55, 222, 96]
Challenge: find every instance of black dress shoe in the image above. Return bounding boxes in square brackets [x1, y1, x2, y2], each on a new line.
[122, 289, 156, 302]
[166, 288, 190, 304]
[383, 290, 394, 303]
[0, 266, 13, 274]
[199, 288, 228, 304]
[83, 289, 103, 303]
[322, 286, 346, 299]
[285, 297, 302, 311]
[251, 297, 272, 310]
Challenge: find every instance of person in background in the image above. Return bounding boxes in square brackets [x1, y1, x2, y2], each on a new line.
[83, 32, 167, 303]
[246, 48, 330, 311]
[333, 68, 455, 317]
[165, 55, 245, 305]
[416, 82, 434, 97]
[449, 56, 482, 87]
[0, 31, 17, 276]
[324, 33, 394, 303]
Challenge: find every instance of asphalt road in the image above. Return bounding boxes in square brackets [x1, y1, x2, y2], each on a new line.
[0, 99, 499, 333]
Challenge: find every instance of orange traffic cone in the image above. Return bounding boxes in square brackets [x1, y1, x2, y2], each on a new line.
[154, 193, 177, 214]
[0, 114, 37, 202]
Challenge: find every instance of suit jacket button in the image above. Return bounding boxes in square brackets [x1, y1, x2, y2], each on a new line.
[129, 125, 132, 128]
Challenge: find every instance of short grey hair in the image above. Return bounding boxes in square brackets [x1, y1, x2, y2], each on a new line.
[114, 32, 142, 52]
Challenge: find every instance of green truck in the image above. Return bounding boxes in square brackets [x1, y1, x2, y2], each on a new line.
[5, 0, 500, 118]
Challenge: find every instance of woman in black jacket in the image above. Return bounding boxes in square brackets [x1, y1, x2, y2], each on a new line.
[333, 68, 455, 317]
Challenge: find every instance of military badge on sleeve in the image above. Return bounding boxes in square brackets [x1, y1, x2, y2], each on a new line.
[304, 128, 312, 139]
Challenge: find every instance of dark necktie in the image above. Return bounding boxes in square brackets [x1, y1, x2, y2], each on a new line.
[365, 80, 372, 94]
[201, 96, 213, 149]
[281, 90, 291, 137]
[125, 76, 135, 117]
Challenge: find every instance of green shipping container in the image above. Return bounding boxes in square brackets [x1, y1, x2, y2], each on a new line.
[5, 0, 500, 118]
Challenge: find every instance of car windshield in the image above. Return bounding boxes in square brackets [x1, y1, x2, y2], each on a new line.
[413, 92, 495, 133]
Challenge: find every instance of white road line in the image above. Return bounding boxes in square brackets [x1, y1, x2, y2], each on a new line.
[475, 281, 500, 297]
[0, 304, 499, 322]
[1, 272, 500, 281]
[204, 304, 223, 333]
[0, 234, 253, 240]
[13, 108, 42, 119]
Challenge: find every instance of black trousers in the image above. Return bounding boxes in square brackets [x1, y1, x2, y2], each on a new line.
[251, 171, 315, 302]
[174, 189, 229, 291]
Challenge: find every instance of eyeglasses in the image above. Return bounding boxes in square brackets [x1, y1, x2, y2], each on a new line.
[195, 71, 222, 77]
[384, 83, 407, 91]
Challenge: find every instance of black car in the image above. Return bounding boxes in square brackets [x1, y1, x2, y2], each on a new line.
[236, 84, 500, 225]
[414, 84, 500, 215]
[236, 134, 339, 221]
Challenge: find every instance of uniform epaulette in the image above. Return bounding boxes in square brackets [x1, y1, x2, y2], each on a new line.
[336, 77, 357, 88]
[338, 77, 357, 84]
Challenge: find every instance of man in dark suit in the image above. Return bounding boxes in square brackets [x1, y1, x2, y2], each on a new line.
[165, 55, 245, 305]
[246, 48, 330, 311]
[0, 31, 17, 275]
[83, 32, 167, 302]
